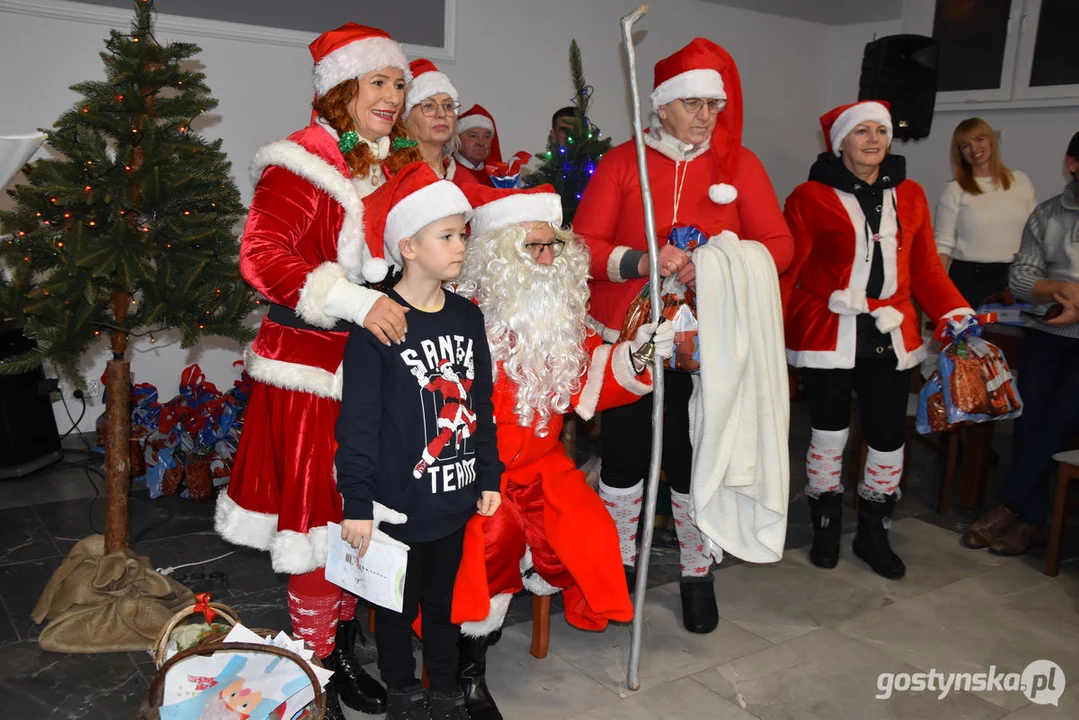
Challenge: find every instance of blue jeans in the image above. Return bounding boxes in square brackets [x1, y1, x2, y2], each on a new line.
[995, 329, 1079, 525]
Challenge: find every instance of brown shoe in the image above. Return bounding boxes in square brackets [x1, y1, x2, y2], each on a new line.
[988, 523, 1047, 556]
[962, 505, 1017, 549]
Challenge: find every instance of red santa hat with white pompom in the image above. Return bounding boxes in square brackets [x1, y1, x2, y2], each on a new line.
[460, 183, 563, 237]
[361, 162, 473, 282]
[650, 38, 745, 206]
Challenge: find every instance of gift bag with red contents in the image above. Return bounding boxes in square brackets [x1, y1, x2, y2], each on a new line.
[618, 225, 707, 372]
[916, 315, 1022, 434]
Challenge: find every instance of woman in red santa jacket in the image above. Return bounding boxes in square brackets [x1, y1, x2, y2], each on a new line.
[213, 23, 424, 719]
[781, 101, 973, 580]
[574, 37, 794, 635]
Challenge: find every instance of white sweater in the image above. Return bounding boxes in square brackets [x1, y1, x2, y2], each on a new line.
[934, 171, 1037, 263]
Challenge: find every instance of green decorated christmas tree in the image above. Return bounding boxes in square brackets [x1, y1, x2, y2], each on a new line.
[525, 40, 613, 224]
[0, 0, 253, 553]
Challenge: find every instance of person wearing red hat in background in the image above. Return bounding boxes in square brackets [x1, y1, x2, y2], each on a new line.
[455, 104, 501, 187]
[214, 23, 426, 719]
[575, 37, 793, 635]
[336, 162, 502, 720]
[390, 58, 474, 185]
[780, 101, 973, 580]
[446, 183, 673, 720]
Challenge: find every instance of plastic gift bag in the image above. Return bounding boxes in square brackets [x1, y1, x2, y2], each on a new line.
[915, 315, 1022, 434]
[618, 225, 707, 372]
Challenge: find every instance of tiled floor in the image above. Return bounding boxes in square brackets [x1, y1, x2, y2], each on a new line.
[1, 404, 1077, 719]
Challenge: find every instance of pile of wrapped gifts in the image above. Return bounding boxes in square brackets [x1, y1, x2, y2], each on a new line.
[96, 362, 253, 499]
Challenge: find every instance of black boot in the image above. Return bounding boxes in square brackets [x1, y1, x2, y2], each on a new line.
[679, 574, 719, 634]
[807, 491, 843, 569]
[624, 564, 637, 594]
[458, 629, 503, 720]
[852, 493, 906, 579]
[325, 621, 388, 715]
[387, 683, 431, 720]
[427, 689, 471, 720]
[322, 682, 347, 720]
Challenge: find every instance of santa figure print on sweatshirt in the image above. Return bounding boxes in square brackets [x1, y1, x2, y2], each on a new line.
[402, 334, 479, 486]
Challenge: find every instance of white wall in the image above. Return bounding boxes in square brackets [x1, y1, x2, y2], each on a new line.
[827, 20, 1078, 208]
[1, 0, 839, 432]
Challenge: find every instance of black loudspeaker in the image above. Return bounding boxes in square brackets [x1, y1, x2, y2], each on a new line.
[0, 320, 62, 479]
[858, 34, 940, 141]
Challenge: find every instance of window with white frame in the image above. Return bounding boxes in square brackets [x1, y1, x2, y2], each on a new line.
[903, 0, 1079, 106]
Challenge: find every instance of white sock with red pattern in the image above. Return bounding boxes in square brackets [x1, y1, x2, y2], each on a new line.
[599, 479, 643, 568]
[671, 489, 714, 577]
[806, 427, 849, 498]
[860, 446, 904, 500]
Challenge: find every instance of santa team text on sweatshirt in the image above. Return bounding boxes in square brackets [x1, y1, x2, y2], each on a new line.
[335, 289, 503, 543]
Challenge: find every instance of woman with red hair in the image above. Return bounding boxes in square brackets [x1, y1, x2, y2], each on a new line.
[213, 23, 423, 719]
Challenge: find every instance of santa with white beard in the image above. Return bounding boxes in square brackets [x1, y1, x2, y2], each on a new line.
[447, 184, 674, 720]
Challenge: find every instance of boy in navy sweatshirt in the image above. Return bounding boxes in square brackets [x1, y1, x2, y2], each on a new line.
[335, 163, 502, 720]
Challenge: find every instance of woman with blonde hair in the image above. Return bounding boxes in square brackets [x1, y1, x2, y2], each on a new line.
[935, 117, 1037, 306]
[389, 58, 473, 185]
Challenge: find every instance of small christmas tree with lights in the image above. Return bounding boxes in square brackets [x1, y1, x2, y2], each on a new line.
[525, 40, 612, 224]
[0, 0, 253, 553]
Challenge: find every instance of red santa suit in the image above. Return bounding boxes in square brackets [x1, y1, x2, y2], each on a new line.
[215, 29, 411, 580]
[575, 38, 794, 341]
[782, 103, 969, 371]
[446, 185, 655, 636]
[454, 104, 501, 188]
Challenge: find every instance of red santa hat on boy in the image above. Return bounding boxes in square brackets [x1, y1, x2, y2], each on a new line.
[405, 58, 460, 118]
[461, 184, 562, 238]
[361, 162, 473, 281]
[821, 100, 893, 156]
[650, 38, 743, 206]
[456, 104, 503, 164]
[310, 23, 412, 98]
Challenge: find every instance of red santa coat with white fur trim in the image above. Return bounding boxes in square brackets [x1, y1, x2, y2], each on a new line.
[450, 332, 646, 635]
[216, 123, 388, 575]
[782, 178, 967, 370]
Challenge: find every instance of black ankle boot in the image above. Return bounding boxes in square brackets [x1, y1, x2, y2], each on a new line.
[807, 492, 843, 569]
[458, 629, 503, 720]
[387, 683, 431, 720]
[852, 493, 906, 579]
[324, 621, 388, 715]
[679, 574, 719, 634]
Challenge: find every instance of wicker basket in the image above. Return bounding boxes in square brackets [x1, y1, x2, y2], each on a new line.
[152, 600, 240, 667]
[137, 639, 326, 720]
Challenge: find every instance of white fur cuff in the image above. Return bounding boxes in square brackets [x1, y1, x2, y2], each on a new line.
[607, 245, 633, 283]
[460, 592, 514, 638]
[295, 262, 348, 329]
[612, 341, 654, 396]
[324, 277, 383, 327]
[871, 306, 905, 334]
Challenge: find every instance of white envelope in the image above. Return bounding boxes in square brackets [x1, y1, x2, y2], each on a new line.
[325, 522, 409, 612]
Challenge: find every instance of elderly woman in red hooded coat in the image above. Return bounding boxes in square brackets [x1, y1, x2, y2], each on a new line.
[574, 38, 794, 635]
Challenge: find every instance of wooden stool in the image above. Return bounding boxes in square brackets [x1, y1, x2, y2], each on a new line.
[1045, 450, 1079, 577]
[530, 595, 551, 659]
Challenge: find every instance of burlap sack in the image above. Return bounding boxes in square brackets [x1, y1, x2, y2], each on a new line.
[31, 535, 193, 653]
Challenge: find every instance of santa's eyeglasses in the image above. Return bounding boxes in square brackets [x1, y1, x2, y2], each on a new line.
[418, 99, 462, 117]
[680, 98, 724, 114]
[523, 240, 566, 258]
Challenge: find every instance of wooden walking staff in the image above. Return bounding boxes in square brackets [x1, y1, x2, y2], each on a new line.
[620, 4, 665, 692]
